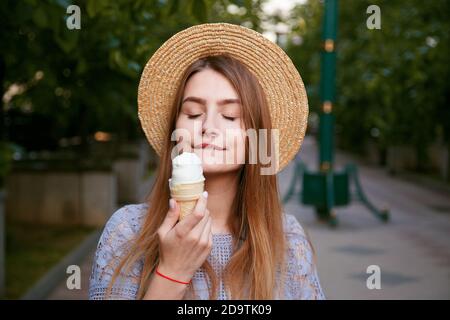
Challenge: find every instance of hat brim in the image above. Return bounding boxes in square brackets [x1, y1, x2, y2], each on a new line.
[138, 22, 308, 173]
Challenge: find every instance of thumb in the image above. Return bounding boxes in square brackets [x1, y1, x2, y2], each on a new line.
[159, 198, 180, 236]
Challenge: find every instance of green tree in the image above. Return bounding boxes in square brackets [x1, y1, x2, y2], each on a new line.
[286, 0, 450, 174]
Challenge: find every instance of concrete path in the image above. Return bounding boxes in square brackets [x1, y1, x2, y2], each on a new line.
[279, 137, 450, 299]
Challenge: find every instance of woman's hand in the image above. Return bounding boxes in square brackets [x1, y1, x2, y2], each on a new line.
[156, 191, 212, 283]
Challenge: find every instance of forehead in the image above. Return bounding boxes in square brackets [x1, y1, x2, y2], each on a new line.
[183, 69, 239, 99]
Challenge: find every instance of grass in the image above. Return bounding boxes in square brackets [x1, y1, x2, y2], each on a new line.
[3, 220, 95, 299]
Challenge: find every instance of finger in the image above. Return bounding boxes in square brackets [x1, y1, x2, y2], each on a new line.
[189, 209, 210, 237]
[199, 216, 212, 247]
[175, 191, 208, 236]
[158, 198, 180, 237]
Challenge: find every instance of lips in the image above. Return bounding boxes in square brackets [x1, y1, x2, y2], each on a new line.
[193, 143, 226, 150]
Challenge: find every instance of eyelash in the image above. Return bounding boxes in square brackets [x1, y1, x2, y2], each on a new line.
[187, 114, 236, 121]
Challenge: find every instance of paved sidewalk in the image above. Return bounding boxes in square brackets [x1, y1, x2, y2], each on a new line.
[48, 136, 450, 299]
[279, 137, 450, 299]
[46, 251, 95, 300]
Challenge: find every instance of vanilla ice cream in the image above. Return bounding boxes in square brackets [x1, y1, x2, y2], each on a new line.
[169, 152, 205, 188]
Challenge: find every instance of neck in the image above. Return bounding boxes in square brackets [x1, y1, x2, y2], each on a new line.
[204, 171, 240, 234]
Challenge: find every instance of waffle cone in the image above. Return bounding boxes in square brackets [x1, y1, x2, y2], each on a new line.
[177, 200, 198, 220]
[169, 180, 204, 220]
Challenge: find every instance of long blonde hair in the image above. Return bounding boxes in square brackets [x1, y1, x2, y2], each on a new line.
[108, 55, 288, 299]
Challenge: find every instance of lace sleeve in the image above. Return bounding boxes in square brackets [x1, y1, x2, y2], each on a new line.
[88, 204, 146, 300]
[283, 214, 326, 300]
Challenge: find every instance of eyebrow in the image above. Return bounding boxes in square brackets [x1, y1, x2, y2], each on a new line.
[182, 96, 241, 106]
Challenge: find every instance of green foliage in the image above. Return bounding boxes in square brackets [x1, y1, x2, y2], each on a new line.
[286, 0, 450, 166]
[285, 1, 323, 116]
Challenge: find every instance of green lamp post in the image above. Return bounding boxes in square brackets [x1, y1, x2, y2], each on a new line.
[283, 0, 389, 226]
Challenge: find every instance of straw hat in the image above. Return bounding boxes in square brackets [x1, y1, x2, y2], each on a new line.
[138, 22, 308, 173]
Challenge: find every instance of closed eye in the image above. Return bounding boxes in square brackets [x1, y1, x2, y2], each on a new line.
[188, 114, 236, 121]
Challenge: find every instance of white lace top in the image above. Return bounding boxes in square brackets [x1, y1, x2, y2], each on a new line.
[89, 203, 325, 300]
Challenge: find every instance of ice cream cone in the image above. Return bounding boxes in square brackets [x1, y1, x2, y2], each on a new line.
[169, 152, 205, 220]
[169, 179, 205, 220]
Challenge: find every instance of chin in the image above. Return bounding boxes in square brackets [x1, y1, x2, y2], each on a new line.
[195, 148, 242, 166]
[202, 163, 243, 175]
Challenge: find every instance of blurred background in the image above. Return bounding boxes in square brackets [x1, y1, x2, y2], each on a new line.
[0, 0, 449, 299]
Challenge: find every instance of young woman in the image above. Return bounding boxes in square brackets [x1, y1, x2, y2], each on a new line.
[89, 23, 325, 300]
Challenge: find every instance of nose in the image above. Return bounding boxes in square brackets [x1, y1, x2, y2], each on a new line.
[201, 110, 220, 139]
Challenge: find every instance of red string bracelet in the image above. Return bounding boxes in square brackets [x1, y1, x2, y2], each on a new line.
[155, 268, 191, 285]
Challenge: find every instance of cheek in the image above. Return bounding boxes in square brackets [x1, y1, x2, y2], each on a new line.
[176, 117, 204, 137]
[175, 117, 191, 131]
[226, 124, 246, 147]
[235, 133, 246, 163]
[174, 118, 196, 151]
[223, 127, 246, 162]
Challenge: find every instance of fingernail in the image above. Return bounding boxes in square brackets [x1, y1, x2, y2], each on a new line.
[169, 198, 175, 209]
[203, 191, 208, 199]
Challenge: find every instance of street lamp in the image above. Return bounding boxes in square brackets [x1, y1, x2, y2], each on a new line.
[283, 0, 389, 226]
